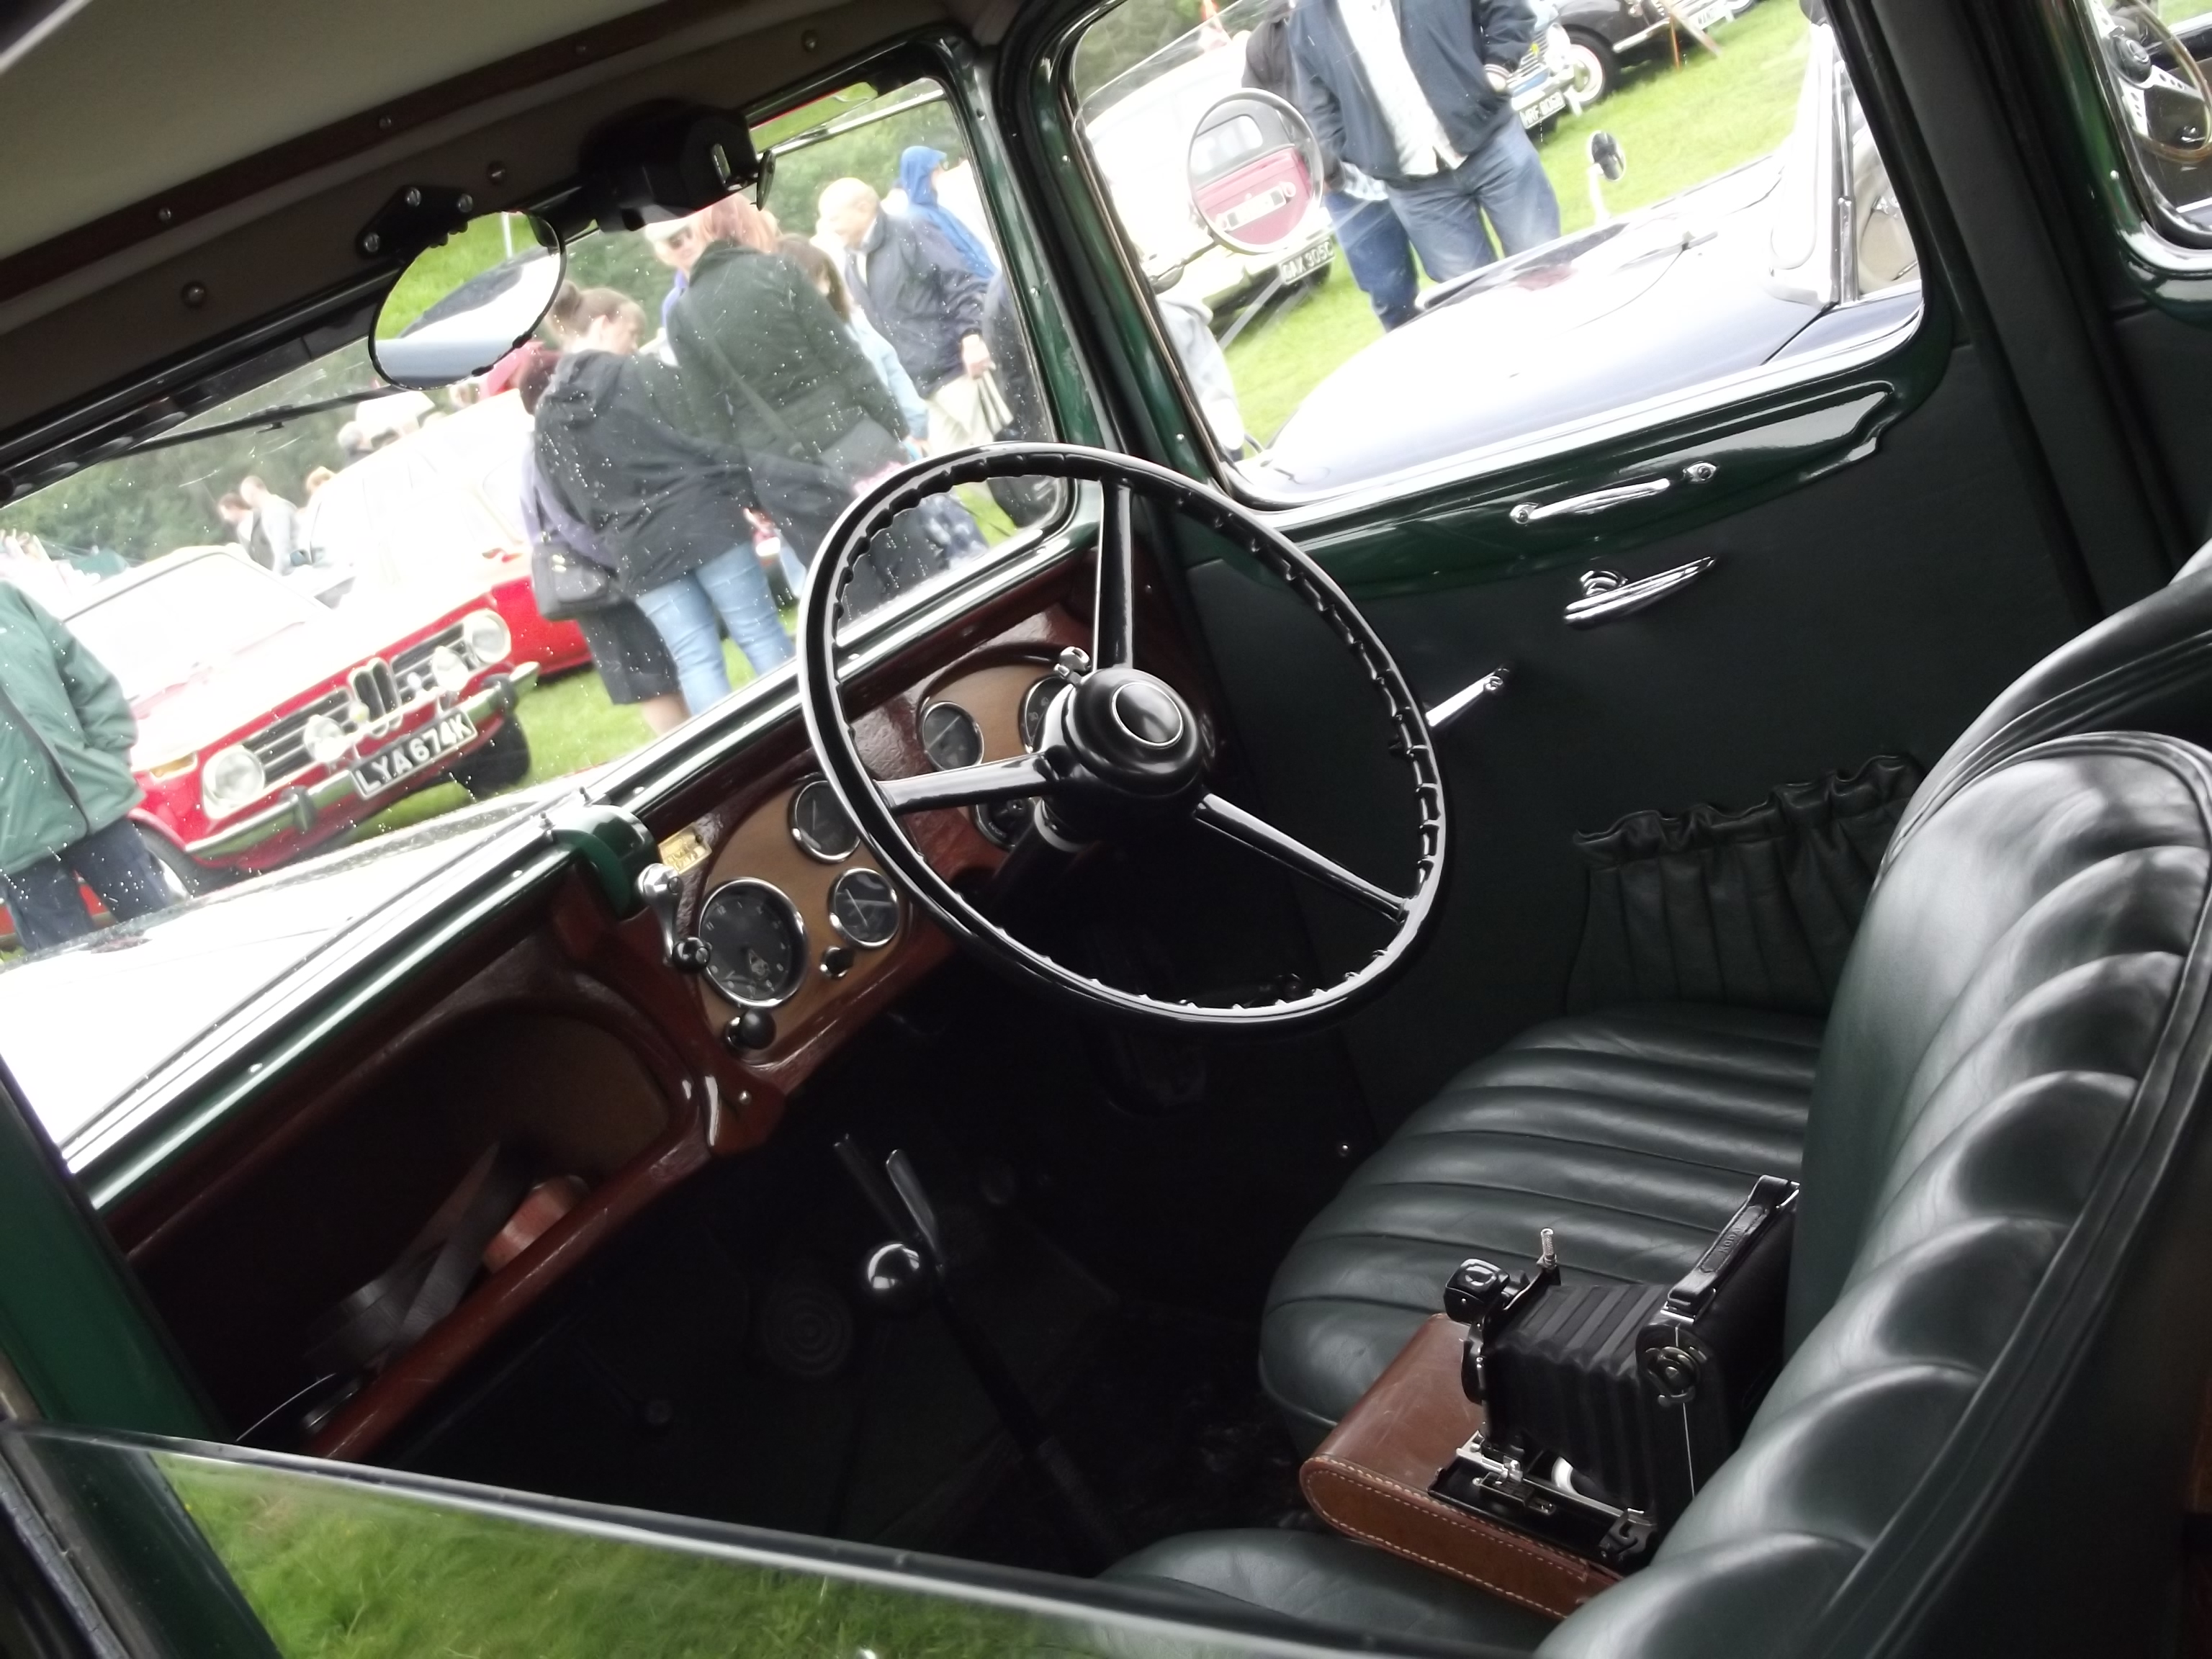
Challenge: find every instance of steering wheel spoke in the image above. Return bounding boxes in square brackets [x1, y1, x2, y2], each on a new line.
[877, 752, 1057, 815]
[1192, 793, 1411, 923]
[1094, 481, 1137, 669]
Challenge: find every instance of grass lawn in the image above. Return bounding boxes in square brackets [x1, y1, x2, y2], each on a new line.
[1224, 0, 1812, 441]
[162, 1455, 1061, 1659]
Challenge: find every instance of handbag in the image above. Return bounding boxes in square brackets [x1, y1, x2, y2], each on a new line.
[529, 537, 619, 621]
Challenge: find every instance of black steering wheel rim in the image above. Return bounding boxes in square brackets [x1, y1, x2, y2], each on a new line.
[796, 442, 1447, 1031]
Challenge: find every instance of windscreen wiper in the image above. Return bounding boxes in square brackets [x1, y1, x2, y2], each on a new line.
[127, 390, 382, 457]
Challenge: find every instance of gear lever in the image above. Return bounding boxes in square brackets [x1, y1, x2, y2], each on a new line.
[835, 1136, 1123, 1567]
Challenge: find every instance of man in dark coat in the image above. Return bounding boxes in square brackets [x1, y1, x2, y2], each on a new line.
[1246, 0, 1419, 330]
[0, 583, 175, 951]
[1290, 0, 1560, 281]
[663, 230, 940, 619]
[817, 178, 1002, 454]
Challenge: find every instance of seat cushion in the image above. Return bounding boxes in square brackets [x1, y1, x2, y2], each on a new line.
[1105, 1529, 1557, 1653]
[1261, 1003, 1820, 1441]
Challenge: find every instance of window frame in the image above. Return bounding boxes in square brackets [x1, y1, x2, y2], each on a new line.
[1021, 0, 1954, 537]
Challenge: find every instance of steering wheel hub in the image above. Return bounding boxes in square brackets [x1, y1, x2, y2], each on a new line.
[1060, 667, 1208, 806]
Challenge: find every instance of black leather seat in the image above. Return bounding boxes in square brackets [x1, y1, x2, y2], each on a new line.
[1262, 1004, 1822, 1443]
[1115, 732, 2212, 1656]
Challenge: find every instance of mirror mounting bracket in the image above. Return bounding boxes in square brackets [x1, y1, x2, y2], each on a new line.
[356, 184, 478, 262]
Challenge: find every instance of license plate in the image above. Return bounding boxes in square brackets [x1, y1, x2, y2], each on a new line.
[1520, 90, 1568, 128]
[350, 709, 478, 798]
[1687, 0, 1732, 27]
[1277, 242, 1331, 284]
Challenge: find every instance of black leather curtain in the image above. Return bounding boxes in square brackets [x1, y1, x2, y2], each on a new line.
[1567, 756, 1922, 1016]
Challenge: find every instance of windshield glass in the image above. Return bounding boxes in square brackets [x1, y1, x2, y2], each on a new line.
[67, 553, 325, 705]
[0, 73, 1058, 1146]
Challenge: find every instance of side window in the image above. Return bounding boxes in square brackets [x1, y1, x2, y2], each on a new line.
[1066, 0, 1922, 498]
[2068, 1, 2212, 246]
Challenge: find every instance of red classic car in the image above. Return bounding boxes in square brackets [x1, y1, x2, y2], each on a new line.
[298, 390, 591, 675]
[58, 546, 539, 891]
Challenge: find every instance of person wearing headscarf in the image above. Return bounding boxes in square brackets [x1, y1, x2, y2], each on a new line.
[897, 147, 997, 279]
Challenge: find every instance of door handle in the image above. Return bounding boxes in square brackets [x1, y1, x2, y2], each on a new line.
[1511, 477, 1672, 524]
[1564, 557, 1715, 627]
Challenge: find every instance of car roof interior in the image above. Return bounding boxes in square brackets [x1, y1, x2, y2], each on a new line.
[0, 0, 1004, 464]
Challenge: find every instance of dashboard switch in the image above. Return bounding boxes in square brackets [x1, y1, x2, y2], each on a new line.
[721, 1009, 776, 1052]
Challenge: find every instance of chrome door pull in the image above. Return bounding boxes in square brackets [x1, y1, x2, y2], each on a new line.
[1564, 557, 1715, 627]
[1511, 477, 1672, 524]
[1426, 666, 1510, 731]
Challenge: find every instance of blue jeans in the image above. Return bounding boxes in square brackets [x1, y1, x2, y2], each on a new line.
[1385, 120, 1563, 282]
[1325, 190, 1419, 331]
[634, 545, 793, 716]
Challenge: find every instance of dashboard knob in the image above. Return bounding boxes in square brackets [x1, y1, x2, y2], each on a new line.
[861, 1241, 931, 1315]
[721, 1009, 776, 1052]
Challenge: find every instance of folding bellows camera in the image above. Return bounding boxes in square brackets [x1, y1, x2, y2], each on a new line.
[1429, 1174, 1798, 1568]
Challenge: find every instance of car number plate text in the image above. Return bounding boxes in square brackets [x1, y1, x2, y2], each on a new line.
[1687, 0, 1731, 28]
[1521, 90, 1568, 127]
[351, 709, 478, 798]
[1277, 243, 1332, 284]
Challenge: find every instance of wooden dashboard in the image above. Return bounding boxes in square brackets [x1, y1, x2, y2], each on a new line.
[104, 554, 1204, 1467]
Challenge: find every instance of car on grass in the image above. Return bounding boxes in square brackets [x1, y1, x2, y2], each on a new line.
[1554, 0, 1762, 104]
[57, 545, 537, 891]
[299, 389, 591, 676]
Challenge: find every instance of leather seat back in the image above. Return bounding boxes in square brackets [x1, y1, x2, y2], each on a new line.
[1542, 733, 2212, 1658]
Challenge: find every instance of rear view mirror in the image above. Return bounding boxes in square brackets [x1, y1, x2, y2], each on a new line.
[370, 214, 564, 389]
[1187, 90, 1324, 256]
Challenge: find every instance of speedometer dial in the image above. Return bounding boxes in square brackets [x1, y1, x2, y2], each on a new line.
[827, 868, 901, 948]
[698, 880, 806, 1007]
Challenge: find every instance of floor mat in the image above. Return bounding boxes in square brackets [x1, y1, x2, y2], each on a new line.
[947, 1300, 1308, 1575]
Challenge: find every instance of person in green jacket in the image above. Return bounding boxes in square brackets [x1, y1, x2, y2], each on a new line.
[0, 583, 174, 953]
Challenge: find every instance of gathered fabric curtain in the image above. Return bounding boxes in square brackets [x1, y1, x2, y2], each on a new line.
[1567, 755, 1923, 1016]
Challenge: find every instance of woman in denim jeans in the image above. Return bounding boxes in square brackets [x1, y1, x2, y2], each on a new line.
[533, 286, 792, 716]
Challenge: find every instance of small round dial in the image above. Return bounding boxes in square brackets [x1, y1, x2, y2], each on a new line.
[789, 778, 859, 862]
[827, 868, 901, 948]
[698, 880, 806, 1007]
[1020, 676, 1063, 752]
[919, 702, 983, 771]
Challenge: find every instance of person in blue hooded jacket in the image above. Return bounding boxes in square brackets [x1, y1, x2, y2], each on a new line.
[897, 147, 997, 279]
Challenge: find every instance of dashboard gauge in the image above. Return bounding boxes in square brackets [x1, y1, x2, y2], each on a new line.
[698, 880, 806, 1007]
[1020, 675, 1064, 752]
[788, 778, 859, 862]
[976, 798, 1033, 849]
[827, 868, 901, 948]
[919, 702, 983, 771]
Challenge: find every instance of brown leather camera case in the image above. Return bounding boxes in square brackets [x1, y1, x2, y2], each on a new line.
[1299, 1313, 1619, 1621]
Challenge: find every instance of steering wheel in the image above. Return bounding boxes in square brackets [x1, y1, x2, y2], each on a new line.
[2099, 1, 2212, 165]
[796, 444, 1447, 1031]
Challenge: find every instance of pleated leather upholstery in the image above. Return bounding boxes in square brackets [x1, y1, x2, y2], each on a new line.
[1132, 736, 2212, 1659]
[1260, 1003, 1820, 1442]
[1544, 734, 2212, 1658]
